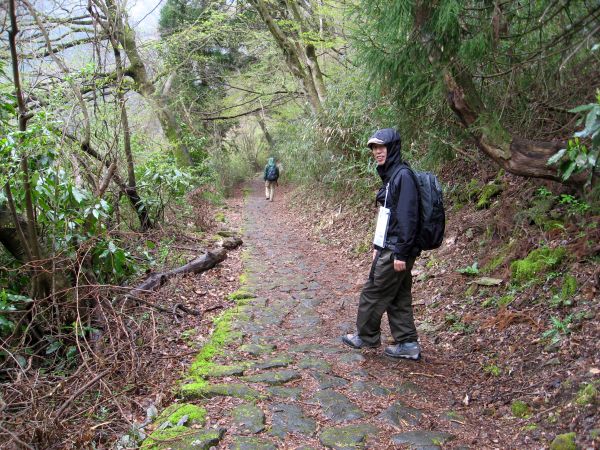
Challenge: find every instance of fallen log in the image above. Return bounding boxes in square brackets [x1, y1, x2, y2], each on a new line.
[128, 247, 227, 298]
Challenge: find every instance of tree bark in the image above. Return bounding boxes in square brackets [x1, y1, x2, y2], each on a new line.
[92, 0, 193, 166]
[250, 0, 323, 115]
[443, 69, 581, 183]
[411, 2, 582, 184]
[110, 29, 153, 230]
[257, 113, 275, 152]
[286, 0, 327, 103]
[0, 207, 29, 262]
[8, 0, 52, 299]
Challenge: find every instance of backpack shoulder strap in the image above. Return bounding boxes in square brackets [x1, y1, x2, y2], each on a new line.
[388, 163, 416, 189]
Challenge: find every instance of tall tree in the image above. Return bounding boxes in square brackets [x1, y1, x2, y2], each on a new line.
[354, 0, 600, 183]
[248, 0, 330, 115]
[90, 0, 195, 166]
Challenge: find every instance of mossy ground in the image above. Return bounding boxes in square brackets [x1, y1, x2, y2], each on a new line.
[510, 247, 566, 284]
[186, 308, 241, 384]
[227, 289, 255, 303]
[511, 400, 531, 418]
[156, 403, 207, 426]
[575, 382, 597, 406]
[141, 426, 195, 450]
[549, 432, 577, 450]
[477, 182, 503, 209]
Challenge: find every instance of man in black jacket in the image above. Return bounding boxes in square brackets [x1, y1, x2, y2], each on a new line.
[342, 128, 422, 360]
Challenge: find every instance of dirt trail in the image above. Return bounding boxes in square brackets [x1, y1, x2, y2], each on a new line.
[184, 179, 514, 449]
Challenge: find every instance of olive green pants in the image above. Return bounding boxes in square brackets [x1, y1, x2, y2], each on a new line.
[356, 248, 417, 346]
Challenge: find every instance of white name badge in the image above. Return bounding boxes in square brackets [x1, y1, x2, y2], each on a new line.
[373, 206, 390, 248]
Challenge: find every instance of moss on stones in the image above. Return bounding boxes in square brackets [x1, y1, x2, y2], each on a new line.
[229, 436, 277, 450]
[228, 289, 256, 303]
[186, 308, 239, 381]
[510, 247, 566, 284]
[191, 363, 246, 378]
[156, 403, 207, 427]
[476, 182, 503, 209]
[242, 369, 301, 385]
[319, 424, 378, 449]
[549, 432, 577, 450]
[141, 426, 224, 450]
[181, 382, 266, 400]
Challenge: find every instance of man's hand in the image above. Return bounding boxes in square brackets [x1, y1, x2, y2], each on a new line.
[372, 250, 377, 261]
[394, 259, 406, 272]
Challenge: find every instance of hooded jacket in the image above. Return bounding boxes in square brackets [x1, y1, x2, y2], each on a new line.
[370, 128, 421, 261]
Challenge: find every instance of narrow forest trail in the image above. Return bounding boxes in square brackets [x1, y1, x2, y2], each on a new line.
[186, 179, 519, 449]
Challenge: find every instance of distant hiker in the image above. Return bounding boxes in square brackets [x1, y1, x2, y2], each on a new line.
[342, 128, 422, 360]
[263, 157, 280, 202]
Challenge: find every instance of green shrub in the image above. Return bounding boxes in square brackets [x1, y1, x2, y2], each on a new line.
[458, 262, 479, 276]
[483, 364, 501, 376]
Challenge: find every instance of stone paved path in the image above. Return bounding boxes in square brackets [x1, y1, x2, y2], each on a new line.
[169, 180, 480, 449]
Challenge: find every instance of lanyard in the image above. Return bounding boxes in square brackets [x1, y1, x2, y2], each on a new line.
[384, 182, 389, 208]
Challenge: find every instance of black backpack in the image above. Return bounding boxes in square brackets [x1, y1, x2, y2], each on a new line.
[394, 165, 445, 251]
[266, 165, 279, 181]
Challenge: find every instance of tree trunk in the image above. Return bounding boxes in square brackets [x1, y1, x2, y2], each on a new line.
[250, 0, 323, 114]
[257, 114, 275, 152]
[286, 0, 327, 103]
[95, 0, 193, 166]
[0, 207, 29, 262]
[111, 35, 153, 230]
[443, 70, 582, 183]
[411, 2, 582, 184]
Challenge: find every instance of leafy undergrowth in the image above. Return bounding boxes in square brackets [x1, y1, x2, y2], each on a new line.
[282, 161, 599, 448]
[0, 180, 251, 449]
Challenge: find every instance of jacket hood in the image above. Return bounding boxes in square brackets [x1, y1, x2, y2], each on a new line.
[267, 157, 275, 166]
[368, 128, 402, 182]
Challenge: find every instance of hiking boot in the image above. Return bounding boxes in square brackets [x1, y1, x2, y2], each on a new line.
[384, 341, 421, 360]
[341, 334, 380, 349]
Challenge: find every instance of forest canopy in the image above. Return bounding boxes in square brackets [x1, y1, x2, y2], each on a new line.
[0, 0, 598, 447]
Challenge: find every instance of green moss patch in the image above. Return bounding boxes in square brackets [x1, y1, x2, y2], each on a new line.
[477, 182, 503, 209]
[510, 247, 566, 284]
[191, 363, 246, 378]
[575, 382, 597, 406]
[228, 289, 256, 303]
[549, 432, 576, 450]
[180, 382, 266, 400]
[141, 426, 224, 450]
[156, 403, 206, 427]
[319, 424, 378, 449]
[511, 400, 531, 418]
[187, 309, 238, 379]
